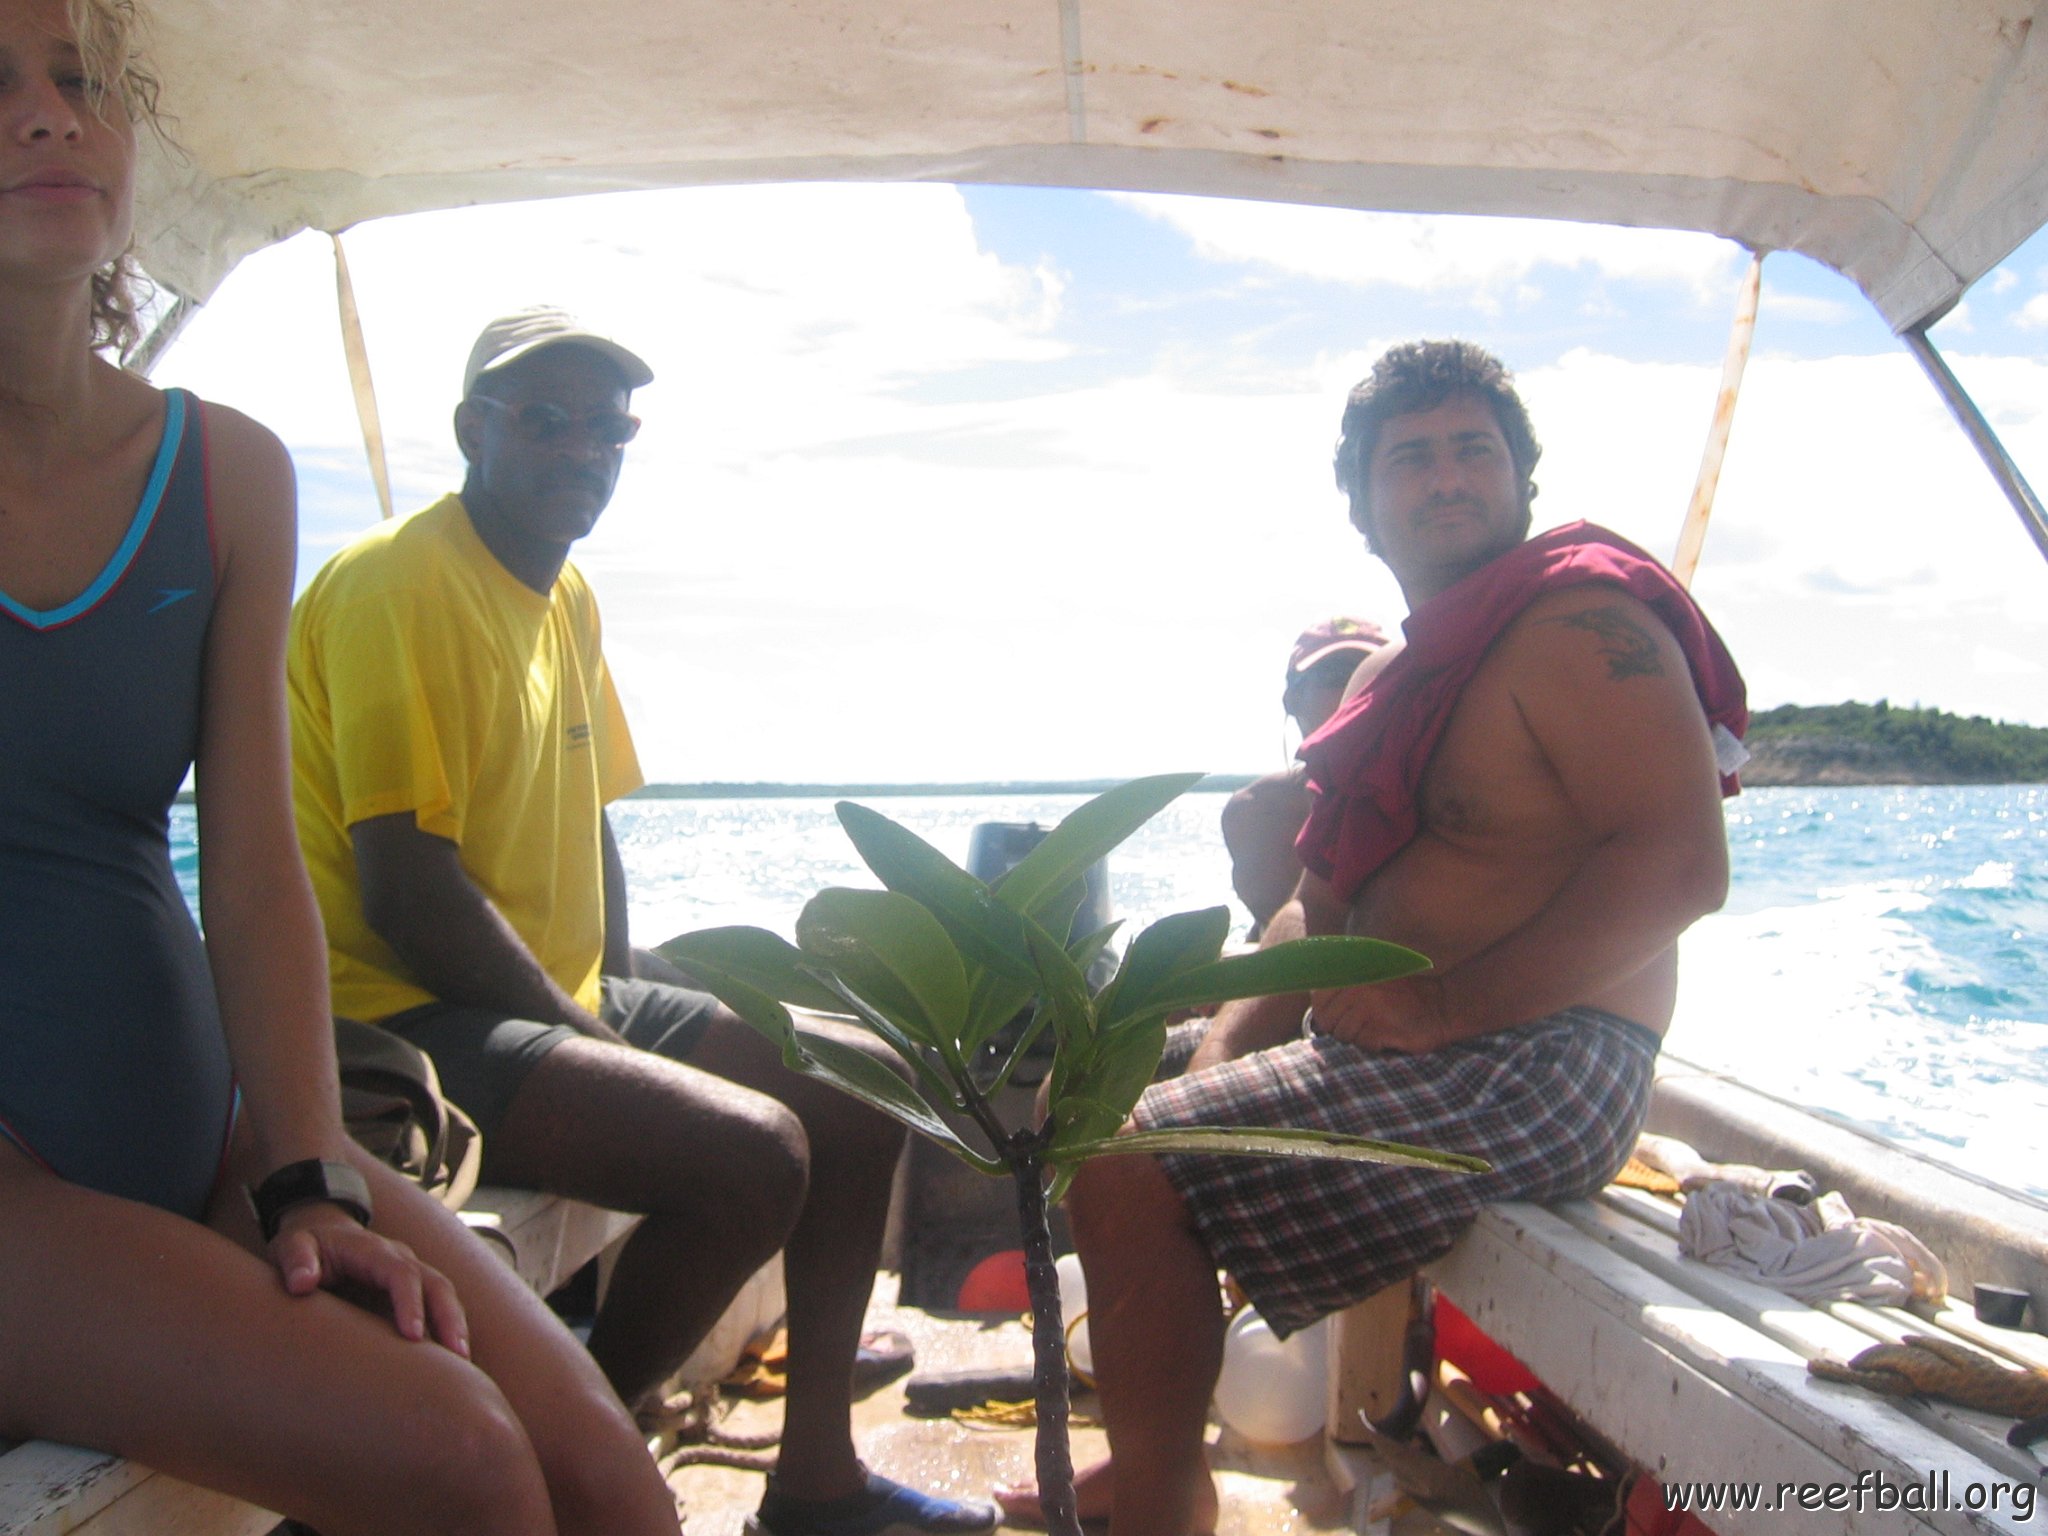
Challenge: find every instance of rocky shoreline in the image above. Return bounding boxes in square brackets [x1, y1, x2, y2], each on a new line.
[1737, 738, 2015, 786]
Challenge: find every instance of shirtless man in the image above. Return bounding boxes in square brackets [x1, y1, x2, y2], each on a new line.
[1002, 340, 1745, 1534]
[1220, 617, 1387, 939]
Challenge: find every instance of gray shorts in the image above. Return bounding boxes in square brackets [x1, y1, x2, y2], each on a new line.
[378, 976, 721, 1140]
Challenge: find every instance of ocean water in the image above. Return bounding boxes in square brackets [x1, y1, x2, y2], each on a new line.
[168, 784, 2048, 1199]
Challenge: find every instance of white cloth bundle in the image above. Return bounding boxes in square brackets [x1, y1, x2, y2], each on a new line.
[1678, 1182, 1948, 1306]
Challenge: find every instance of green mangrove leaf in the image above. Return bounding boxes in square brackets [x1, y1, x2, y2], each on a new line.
[980, 999, 1054, 1098]
[1052, 1016, 1166, 1136]
[790, 1028, 1004, 1175]
[796, 888, 969, 1051]
[1145, 936, 1430, 1016]
[1045, 1034, 1090, 1120]
[794, 969, 957, 1107]
[1026, 922, 1096, 1056]
[993, 772, 1205, 925]
[656, 952, 799, 1054]
[834, 803, 1037, 983]
[1048, 1125, 1491, 1175]
[1050, 1093, 1127, 1153]
[1066, 918, 1124, 975]
[1096, 906, 1231, 1025]
[658, 926, 848, 1014]
[962, 966, 1038, 1056]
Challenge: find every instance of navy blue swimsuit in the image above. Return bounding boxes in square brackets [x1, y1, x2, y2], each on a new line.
[0, 389, 237, 1219]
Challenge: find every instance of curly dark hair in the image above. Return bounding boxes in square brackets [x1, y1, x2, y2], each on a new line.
[1332, 340, 1542, 553]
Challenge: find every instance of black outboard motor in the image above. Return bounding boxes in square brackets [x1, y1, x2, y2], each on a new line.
[964, 821, 1118, 1076]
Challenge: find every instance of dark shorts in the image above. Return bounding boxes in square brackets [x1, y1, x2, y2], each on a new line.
[1132, 1007, 1658, 1336]
[379, 976, 722, 1141]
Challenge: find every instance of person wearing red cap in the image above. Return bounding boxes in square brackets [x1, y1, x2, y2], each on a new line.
[1003, 340, 1746, 1535]
[1221, 617, 1390, 939]
[289, 309, 997, 1536]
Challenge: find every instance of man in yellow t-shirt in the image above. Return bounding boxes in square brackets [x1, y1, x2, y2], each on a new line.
[288, 309, 996, 1536]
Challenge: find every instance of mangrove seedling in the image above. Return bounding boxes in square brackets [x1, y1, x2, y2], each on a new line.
[659, 772, 1484, 1534]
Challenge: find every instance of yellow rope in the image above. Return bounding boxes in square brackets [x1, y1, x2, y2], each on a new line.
[952, 1398, 1101, 1430]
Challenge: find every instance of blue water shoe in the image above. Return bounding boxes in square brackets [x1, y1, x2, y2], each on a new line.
[746, 1471, 999, 1536]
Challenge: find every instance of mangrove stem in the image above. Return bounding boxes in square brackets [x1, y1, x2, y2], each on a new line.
[1013, 1138, 1080, 1536]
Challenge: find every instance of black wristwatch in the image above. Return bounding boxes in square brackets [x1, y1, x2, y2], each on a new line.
[249, 1158, 374, 1241]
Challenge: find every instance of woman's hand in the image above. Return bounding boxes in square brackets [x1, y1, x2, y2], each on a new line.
[270, 1202, 471, 1357]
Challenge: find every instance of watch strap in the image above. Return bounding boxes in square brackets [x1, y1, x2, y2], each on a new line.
[250, 1158, 373, 1241]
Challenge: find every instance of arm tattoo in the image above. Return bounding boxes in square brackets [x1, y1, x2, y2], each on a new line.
[1545, 604, 1665, 680]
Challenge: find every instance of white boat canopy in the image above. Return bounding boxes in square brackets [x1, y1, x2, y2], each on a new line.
[132, 0, 2048, 333]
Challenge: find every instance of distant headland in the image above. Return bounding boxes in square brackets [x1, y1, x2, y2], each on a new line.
[1738, 702, 2048, 786]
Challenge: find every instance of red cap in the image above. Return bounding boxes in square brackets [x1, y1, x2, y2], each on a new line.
[1287, 617, 1388, 677]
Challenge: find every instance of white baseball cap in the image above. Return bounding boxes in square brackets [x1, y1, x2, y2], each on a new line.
[462, 306, 655, 396]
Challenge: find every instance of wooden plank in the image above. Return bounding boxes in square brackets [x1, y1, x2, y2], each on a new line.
[1598, 1188, 2048, 1379]
[0, 1445, 276, 1536]
[68, 1476, 278, 1536]
[1327, 1282, 1415, 1446]
[1432, 1204, 2033, 1536]
[0, 1443, 138, 1536]
[1578, 1192, 2044, 1482]
[461, 1188, 639, 1296]
[1546, 1199, 2041, 1509]
[1428, 1212, 1926, 1536]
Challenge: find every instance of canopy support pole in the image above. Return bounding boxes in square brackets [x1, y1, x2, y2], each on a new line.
[331, 232, 396, 520]
[1671, 249, 1763, 589]
[1903, 324, 2048, 569]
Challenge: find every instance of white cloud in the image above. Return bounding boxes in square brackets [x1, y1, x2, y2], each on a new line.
[1115, 195, 1742, 302]
[151, 187, 2048, 783]
[1972, 644, 2042, 676]
[2017, 293, 2048, 329]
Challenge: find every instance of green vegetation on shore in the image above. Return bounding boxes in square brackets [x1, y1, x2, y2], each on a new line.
[1742, 702, 2048, 785]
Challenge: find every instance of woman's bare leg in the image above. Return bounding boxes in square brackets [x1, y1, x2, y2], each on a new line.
[0, 1140, 555, 1536]
[332, 1147, 681, 1536]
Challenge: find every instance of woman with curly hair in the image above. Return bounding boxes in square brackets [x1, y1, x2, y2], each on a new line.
[0, 4, 680, 1531]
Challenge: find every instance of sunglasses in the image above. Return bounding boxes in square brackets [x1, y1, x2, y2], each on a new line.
[471, 396, 641, 447]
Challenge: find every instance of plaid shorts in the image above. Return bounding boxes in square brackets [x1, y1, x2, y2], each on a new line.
[1132, 1007, 1658, 1336]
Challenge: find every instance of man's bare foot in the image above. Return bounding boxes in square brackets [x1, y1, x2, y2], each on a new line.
[992, 1457, 1216, 1533]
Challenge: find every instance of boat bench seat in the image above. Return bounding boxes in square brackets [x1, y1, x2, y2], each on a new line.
[1416, 1187, 2048, 1536]
[0, 1187, 639, 1536]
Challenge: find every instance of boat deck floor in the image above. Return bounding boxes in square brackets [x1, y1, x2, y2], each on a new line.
[657, 1276, 1455, 1536]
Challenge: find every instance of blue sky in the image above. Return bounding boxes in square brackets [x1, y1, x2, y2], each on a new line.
[153, 185, 2048, 782]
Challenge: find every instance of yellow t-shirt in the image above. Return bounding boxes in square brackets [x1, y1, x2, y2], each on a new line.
[287, 494, 644, 1021]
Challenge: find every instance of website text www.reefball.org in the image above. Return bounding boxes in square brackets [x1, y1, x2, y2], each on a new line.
[1662, 1469, 2039, 1521]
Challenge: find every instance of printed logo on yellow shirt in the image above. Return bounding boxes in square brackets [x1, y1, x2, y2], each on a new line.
[567, 721, 592, 749]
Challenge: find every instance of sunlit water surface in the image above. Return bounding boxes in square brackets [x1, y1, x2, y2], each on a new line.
[171, 784, 2046, 1199]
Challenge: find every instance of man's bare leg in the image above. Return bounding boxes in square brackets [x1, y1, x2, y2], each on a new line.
[684, 1014, 908, 1499]
[482, 1034, 810, 1411]
[1050, 1151, 1226, 1536]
